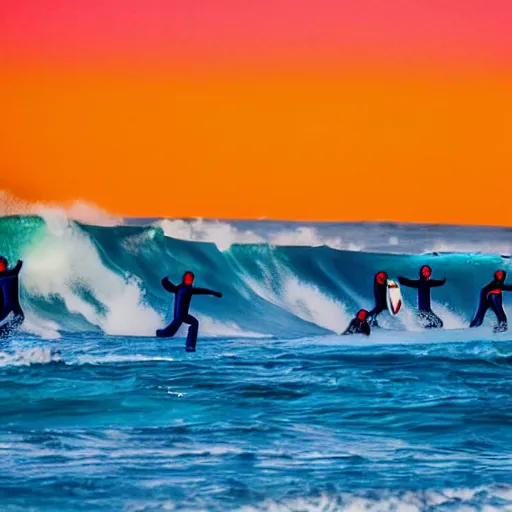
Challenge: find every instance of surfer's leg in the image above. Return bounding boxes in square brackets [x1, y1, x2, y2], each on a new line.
[367, 307, 381, 327]
[156, 318, 182, 338]
[489, 294, 507, 332]
[419, 310, 443, 329]
[430, 313, 443, 329]
[470, 300, 488, 328]
[183, 315, 199, 352]
[417, 311, 433, 328]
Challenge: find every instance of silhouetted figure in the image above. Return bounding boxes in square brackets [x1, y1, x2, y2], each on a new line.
[343, 309, 371, 336]
[398, 265, 446, 329]
[156, 271, 222, 351]
[470, 270, 512, 332]
[0, 257, 24, 338]
[367, 271, 388, 326]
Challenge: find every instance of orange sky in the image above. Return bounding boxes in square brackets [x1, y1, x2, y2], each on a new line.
[1, 1, 512, 225]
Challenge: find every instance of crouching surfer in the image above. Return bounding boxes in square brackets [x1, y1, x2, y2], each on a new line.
[470, 270, 512, 332]
[156, 271, 222, 351]
[343, 309, 371, 336]
[0, 257, 24, 338]
[398, 265, 446, 329]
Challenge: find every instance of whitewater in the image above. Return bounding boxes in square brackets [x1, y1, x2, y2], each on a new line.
[1, 207, 512, 511]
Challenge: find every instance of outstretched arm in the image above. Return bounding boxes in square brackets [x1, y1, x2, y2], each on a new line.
[398, 277, 419, 288]
[192, 287, 222, 298]
[1, 260, 23, 277]
[502, 283, 512, 292]
[161, 277, 177, 293]
[429, 278, 446, 288]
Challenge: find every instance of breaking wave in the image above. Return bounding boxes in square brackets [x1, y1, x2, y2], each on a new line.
[0, 212, 511, 339]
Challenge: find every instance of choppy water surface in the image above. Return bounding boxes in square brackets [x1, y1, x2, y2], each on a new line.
[1, 332, 512, 511]
[1, 214, 512, 510]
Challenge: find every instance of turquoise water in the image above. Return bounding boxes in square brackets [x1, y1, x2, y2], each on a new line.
[1, 214, 512, 510]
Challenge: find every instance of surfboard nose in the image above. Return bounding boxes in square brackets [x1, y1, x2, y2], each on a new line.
[386, 280, 403, 316]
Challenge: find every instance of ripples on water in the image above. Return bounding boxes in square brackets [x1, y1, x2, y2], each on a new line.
[1, 332, 512, 511]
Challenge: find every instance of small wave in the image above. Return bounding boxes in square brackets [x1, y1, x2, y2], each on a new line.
[0, 347, 61, 367]
[76, 354, 175, 365]
[156, 218, 360, 251]
[425, 240, 512, 257]
[196, 316, 272, 338]
[157, 218, 264, 251]
[236, 486, 512, 512]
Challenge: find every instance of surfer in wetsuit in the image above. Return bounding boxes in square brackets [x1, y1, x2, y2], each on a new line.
[343, 309, 371, 336]
[367, 271, 388, 326]
[398, 265, 446, 329]
[0, 257, 24, 337]
[470, 270, 512, 332]
[156, 271, 222, 351]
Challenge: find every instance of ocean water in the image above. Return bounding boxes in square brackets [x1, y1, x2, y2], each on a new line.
[1, 211, 512, 511]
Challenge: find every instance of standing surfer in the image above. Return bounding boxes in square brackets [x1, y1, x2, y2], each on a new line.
[0, 257, 25, 337]
[343, 309, 371, 336]
[367, 271, 388, 326]
[398, 265, 446, 328]
[470, 270, 512, 332]
[156, 271, 222, 351]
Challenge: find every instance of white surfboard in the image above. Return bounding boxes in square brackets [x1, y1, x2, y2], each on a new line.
[386, 279, 402, 315]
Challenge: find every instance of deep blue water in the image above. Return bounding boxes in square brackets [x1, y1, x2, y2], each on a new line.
[1, 214, 512, 510]
[1, 331, 512, 511]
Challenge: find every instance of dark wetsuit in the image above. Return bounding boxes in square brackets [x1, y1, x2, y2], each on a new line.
[470, 277, 512, 332]
[343, 318, 371, 336]
[0, 260, 24, 337]
[156, 277, 221, 351]
[398, 272, 446, 329]
[367, 279, 387, 327]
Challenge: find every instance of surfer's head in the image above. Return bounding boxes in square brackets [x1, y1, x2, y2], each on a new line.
[0, 257, 7, 272]
[183, 271, 195, 285]
[376, 271, 387, 285]
[356, 309, 368, 322]
[420, 265, 432, 279]
[494, 269, 506, 283]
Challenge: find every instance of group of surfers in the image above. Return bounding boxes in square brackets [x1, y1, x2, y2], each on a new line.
[344, 265, 512, 336]
[1, 257, 511, 349]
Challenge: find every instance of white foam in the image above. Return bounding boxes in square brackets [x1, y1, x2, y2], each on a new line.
[20, 308, 62, 339]
[0, 190, 122, 227]
[425, 240, 512, 256]
[269, 226, 347, 250]
[196, 315, 271, 338]
[0, 347, 61, 367]
[121, 228, 159, 255]
[77, 354, 174, 365]
[243, 262, 350, 334]
[388, 300, 466, 333]
[63, 202, 123, 227]
[236, 486, 512, 512]
[21, 212, 162, 336]
[387, 303, 424, 332]
[281, 276, 351, 334]
[156, 218, 362, 251]
[157, 218, 263, 251]
[431, 302, 467, 330]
